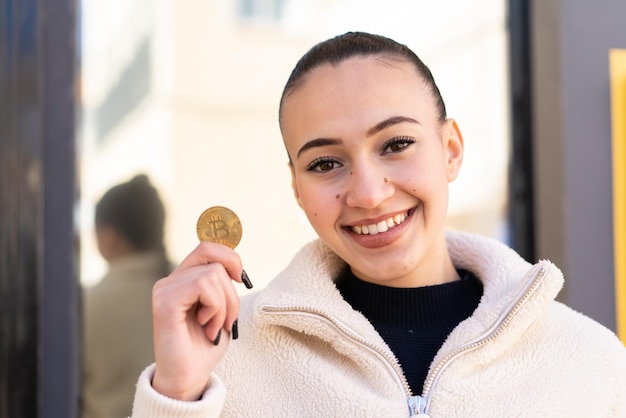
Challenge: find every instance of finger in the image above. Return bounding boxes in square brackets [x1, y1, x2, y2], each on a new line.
[153, 262, 230, 326]
[195, 301, 217, 328]
[194, 268, 228, 340]
[199, 307, 225, 344]
[177, 242, 244, 284]
[221, 275, 240, 332]
[196, 295, 225, 341]
[196, 269, 239, 341]
[196, 264, 239, 340]
[152, 264, 215, 318]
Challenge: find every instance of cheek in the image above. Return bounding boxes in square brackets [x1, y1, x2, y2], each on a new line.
[400, 163, 448, 202]
[297, 183, 340, 226]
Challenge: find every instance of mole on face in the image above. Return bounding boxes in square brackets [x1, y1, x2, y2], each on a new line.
[335, 194, 341, 199]
[384, 178, 388, 183]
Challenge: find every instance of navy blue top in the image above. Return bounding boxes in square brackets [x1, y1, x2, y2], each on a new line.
[336, 267, 483, 395]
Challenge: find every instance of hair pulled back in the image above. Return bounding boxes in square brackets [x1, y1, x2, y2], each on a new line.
[279, 31, 447, 125]
[95, 174, 166, 252]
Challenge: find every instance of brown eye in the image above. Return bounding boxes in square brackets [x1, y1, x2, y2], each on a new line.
[389, 142, 408, 152]
[306, 157, 342, 172]
[382, 137, 415, 155]
[318, 161, 336, 171]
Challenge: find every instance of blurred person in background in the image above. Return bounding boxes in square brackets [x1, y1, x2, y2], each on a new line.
[81, 174, 172, 418]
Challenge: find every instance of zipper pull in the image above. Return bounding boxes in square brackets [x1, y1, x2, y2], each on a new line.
[408, 395, 430, 417]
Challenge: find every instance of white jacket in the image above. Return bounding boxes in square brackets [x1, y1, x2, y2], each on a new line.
[132, 231, 626, 417]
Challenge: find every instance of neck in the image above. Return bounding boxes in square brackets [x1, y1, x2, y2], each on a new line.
[104, 240, 137, 262]
[351, 233, 459, 288]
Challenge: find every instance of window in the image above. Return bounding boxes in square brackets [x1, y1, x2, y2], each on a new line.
[238, 0, 285, 21]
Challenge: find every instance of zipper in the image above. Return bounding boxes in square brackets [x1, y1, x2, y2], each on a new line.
[419, 265, 548, 413]
[407, 395, 427, 416]
[259, 305, 415, 410]
[260, 265, 547, 416]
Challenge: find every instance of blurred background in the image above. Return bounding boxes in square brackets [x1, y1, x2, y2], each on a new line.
[2, 0, 626, 416]
[78, 0, 510, 289]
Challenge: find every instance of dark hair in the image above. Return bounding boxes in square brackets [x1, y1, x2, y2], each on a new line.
[279, 32, 447, 126]
[95, 174, 166, 252]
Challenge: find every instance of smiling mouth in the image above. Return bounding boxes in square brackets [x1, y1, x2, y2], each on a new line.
[350, 211, 409, 235]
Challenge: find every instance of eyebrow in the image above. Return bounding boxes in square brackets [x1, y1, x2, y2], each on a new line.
[366, 116, 420, 137]
[295, 115, 420, 159]
[296, 137, 343, 159]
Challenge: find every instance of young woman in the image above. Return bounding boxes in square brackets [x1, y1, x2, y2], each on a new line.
[132, 32, 626, 417]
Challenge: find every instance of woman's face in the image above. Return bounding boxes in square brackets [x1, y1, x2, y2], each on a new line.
[281, 56, 463, 287]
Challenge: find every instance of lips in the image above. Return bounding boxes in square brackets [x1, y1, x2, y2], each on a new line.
[351, 212, 408, 235]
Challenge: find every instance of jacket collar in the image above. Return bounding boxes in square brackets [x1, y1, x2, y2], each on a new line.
[435, 230, 564, 363]
[254, 231, 564, 352]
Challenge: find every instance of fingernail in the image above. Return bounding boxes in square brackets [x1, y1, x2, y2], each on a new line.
[232, 319, 239, 340]
[241, 270, 253, 289]
[213, 329, 222, 346]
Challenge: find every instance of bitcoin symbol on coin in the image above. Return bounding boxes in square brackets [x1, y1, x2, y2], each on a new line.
[196, 206, 242, 249]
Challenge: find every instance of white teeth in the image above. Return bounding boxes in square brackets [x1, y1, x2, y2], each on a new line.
[351, 212, 408, 235]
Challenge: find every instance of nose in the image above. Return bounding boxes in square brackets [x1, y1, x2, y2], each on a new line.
[345, 163, 395, 209]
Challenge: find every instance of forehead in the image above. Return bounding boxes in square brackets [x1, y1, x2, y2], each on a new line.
[287, 55, 424, 100]
[281, 56, 437, 138]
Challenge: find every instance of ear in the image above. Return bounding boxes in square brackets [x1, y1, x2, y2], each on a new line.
[443, 118, 464, 182]
[289, 163, 304, 209]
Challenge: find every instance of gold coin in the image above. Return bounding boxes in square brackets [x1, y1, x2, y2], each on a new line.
[196, 206, 242, 249]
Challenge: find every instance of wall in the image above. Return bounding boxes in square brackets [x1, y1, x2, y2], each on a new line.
[532, 0, 626, 330]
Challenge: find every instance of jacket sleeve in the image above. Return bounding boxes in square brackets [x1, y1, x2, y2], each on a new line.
[130, 364, 226, 418]
[611, 342, 626, 416]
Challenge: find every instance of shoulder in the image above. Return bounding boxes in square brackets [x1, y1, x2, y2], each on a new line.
[536, 301, 626, 370]
[548, 301, 625, 347]
[545, 302, 626, 409]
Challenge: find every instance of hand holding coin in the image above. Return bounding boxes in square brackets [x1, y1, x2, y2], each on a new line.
[196, 206, 252, 289]
[151, 208, 253, 401]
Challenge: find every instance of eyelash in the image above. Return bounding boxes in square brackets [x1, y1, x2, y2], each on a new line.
[305, 136, 416, 172]
[382, 136, 416, 154]
[306, 157, 342, 172]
